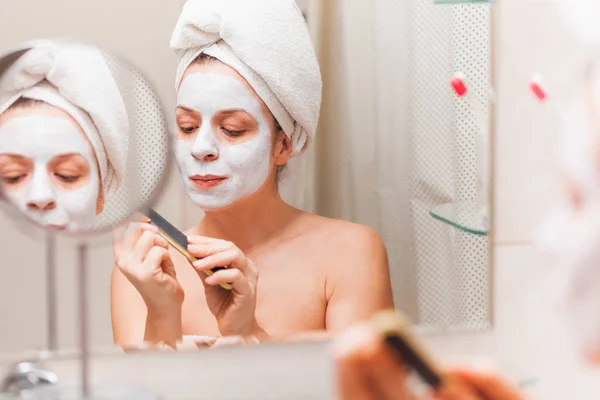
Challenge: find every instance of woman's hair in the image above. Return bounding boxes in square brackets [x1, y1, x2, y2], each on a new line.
[191, 53, 288, 183]
[5, 97, 46, 111]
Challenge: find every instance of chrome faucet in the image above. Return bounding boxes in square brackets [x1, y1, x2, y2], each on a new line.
[1, 362, 57, 396]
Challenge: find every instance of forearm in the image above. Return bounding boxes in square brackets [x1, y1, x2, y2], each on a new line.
[144, 307, 183, 348]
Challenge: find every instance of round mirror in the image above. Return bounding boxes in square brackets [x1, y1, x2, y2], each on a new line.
[0, 39, 170, 236]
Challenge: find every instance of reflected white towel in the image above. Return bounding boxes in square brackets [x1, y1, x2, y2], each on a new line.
[170, 0, 322, 155]
[0, 41, 129, 199]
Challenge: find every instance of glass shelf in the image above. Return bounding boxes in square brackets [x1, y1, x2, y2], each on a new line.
[429, 201, 489, 236]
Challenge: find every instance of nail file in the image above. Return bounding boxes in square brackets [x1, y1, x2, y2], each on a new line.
[371, 310, 445, 390]
[146, 209, 232, 290]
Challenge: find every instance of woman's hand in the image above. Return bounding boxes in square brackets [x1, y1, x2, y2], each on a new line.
[333, 324, 526, 400]
[187, 236, 260, 338]
[113, 219, 184, 314]
[433, 370, 525, 400]
[334, 323, 414, 400]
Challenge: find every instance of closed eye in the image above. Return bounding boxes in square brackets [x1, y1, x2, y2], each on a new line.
[1, 175, 26, 184]
[179, 125, 198, 134]
[221, 128, 245, 137]
[55, 173, 80, 183]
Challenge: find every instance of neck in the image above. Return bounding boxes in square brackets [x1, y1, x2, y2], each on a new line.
[197, 183, 297, 253]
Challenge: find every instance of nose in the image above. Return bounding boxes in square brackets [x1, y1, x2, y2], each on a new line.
[27, 198, 56, 211]
[190, 125, 219, 162]
[26, 170, 56, 212]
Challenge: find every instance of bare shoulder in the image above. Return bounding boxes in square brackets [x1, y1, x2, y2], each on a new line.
[297, 213, 387, 261]
[298, 214, 394, 325]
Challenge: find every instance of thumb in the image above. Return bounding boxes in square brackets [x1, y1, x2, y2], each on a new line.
[161, 254, 177, 280]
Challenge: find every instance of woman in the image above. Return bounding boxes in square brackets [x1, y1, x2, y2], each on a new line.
[111, 0, 394, 348]
[0, 41, 128, 233]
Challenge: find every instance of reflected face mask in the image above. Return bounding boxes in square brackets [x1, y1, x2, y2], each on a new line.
[0, 115, 99, 232]
[175, 72, 272, 211]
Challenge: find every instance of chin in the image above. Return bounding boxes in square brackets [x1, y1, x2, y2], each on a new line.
[189, 195, 236, 212]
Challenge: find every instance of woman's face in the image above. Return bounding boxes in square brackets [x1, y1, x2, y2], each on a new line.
[175, 61, 279, 211]
[0, 103, 102, 232]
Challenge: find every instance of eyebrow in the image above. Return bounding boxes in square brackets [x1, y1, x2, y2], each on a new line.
[218, 109, 250, 116]
[52, 153, 84, 160]
[176, 105, 200, 115]
[0, 153, 29, 161]
[216, 109, 257, 124]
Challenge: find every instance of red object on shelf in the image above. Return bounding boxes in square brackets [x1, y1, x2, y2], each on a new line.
[530, 81, 546, 101]
[530, 74, 547, 101]
[450, 73, 467, 97]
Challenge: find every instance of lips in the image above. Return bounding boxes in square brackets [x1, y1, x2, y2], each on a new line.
[189, 175, 228, 189]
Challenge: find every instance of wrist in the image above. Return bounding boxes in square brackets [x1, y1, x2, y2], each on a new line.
[250, 319, 270, 344]
[144, 306, 183, 347]
[146, 303, 182, 320]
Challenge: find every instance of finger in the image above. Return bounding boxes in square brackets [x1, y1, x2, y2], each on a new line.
[188, 241, 231, 259]
[446, 370, 524, 400]
[434, 375, 489, 400]
[133, 231, 168, 265]
[361, 333, 413, 399]
[187, 235, 224, 245]
[122, 222, 158, 253]
[142, 246, 170, 272]
[115, 223, 158, 266]
[161, 251, 177, 279]
[333, 324, 383, 400]
[192, 250, 237, 271]
[204, 268, 250, 293]
[192, 249, 247, 273]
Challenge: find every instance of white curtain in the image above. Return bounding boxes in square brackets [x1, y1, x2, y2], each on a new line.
[282, 0, 491, 330]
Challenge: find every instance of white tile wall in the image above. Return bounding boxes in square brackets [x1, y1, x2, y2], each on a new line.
[494, 2, 580, 244]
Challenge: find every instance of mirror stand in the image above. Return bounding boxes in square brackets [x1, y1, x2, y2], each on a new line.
[46, 232, 57, 353]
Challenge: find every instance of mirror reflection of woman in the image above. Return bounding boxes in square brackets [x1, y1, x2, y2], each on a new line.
[111, 0, 394, 348]
[0, 42, 128, 233]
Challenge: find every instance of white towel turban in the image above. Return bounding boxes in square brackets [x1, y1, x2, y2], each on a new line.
[170, 0, 322, 155]
[0, 40, 129, 199]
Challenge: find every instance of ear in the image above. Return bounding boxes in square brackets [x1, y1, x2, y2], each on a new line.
[96, 184, 105, 215]
[273, 131, 292, 167]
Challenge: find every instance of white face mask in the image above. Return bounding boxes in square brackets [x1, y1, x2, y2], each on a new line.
[175, 72, 272, 211]
[0, 115, 100, 232]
